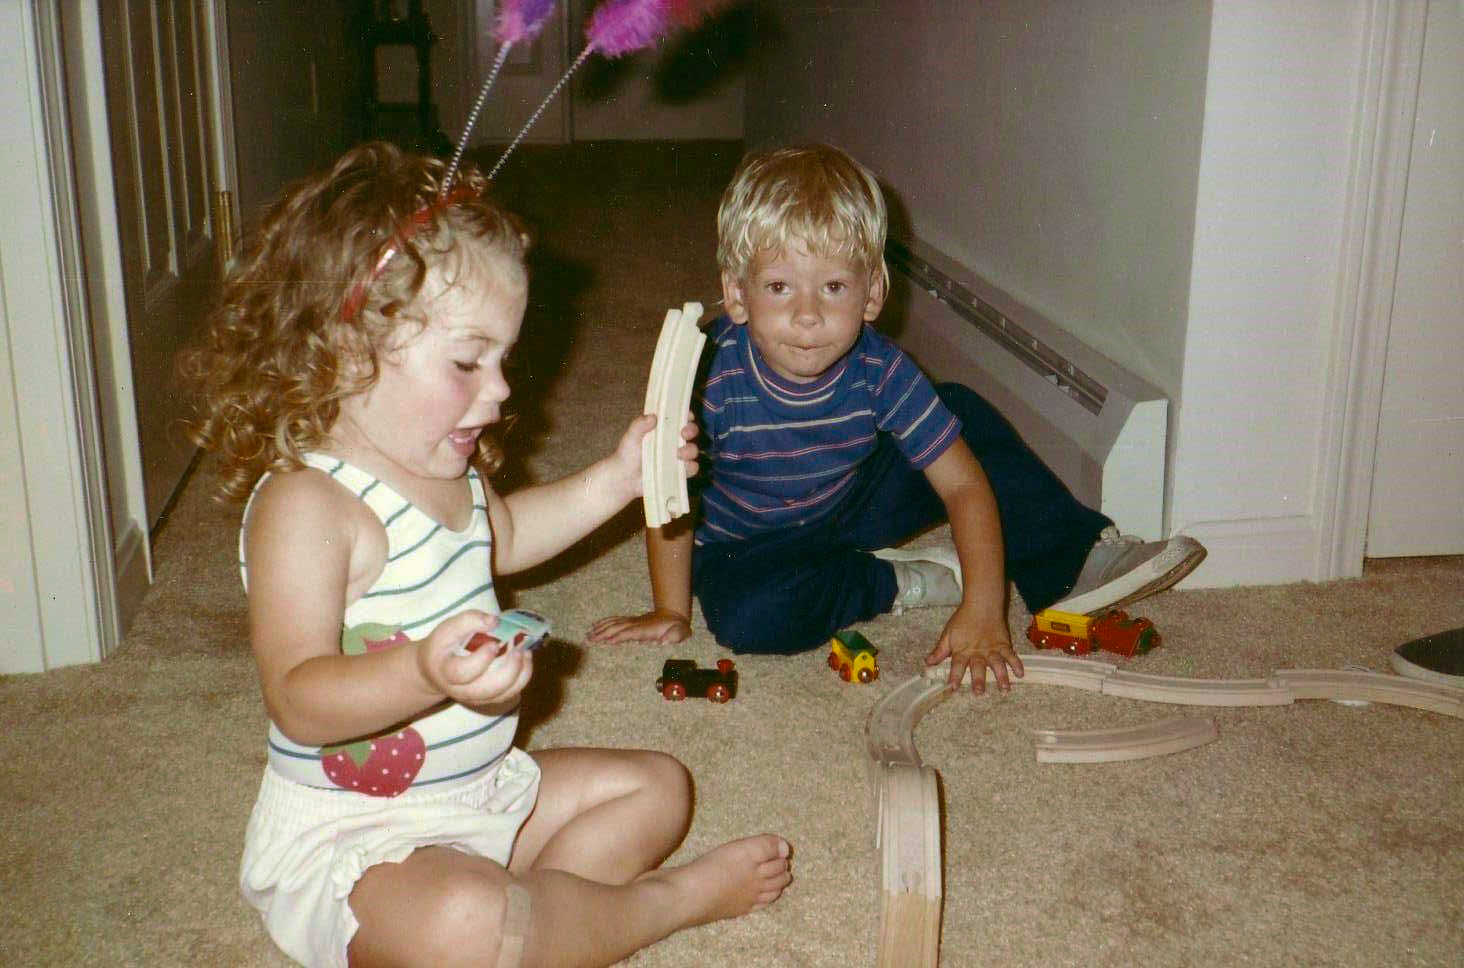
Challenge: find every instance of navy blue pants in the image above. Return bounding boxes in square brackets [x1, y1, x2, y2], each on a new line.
[691, 383, 1111, 654]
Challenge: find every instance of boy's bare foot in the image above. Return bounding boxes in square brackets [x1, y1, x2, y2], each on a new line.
[648, 834, 792, 926]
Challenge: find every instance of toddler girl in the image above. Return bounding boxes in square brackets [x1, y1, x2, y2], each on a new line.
[183, 141, 790, 968]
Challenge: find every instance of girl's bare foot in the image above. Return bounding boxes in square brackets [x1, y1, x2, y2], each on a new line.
[649, 834, 792, 926]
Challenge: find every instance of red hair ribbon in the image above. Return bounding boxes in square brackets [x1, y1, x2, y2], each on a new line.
[340, 183, 480, 321]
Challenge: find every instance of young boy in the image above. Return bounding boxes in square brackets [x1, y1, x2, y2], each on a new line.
[590, 144, 1204, 692]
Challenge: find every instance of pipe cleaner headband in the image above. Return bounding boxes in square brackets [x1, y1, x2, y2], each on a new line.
[448, 0, 728, 188]
[345, 0, 725, 321]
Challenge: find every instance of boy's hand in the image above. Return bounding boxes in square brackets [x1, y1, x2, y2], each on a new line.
[587, 609, 692, 645]
[417, 611, 533, 706]
[924, 602, 1024, 695]
[647, 411, 700, 479]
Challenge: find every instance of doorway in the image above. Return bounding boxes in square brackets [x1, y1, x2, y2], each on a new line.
[98, 1, 231, 530]
[1364, 0, 1464, 557]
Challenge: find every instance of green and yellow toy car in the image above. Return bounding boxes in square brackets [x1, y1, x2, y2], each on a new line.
[828, 629, 879, 683]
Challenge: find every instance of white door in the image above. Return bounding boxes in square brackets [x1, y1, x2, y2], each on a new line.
[1366, 0, 1464, 557]
[100, 0, 226, 527]
[468, 0, 571, 152]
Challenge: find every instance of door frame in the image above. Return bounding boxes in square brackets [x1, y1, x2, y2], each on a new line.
[1314, 0, 1430, 581]
[0, 0, 99, 672]
[1, 0, 237, 672]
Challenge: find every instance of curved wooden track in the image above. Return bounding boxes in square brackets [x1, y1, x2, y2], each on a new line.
[866, 677, 949, 968]
[641, 302, 706, 528]
[1032, 715, 1219, 763]
[866, 674, 950, 770]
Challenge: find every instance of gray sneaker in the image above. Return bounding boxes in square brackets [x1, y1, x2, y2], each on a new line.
[873, 546, 964, 612]
[1051, 526, 1206, 615]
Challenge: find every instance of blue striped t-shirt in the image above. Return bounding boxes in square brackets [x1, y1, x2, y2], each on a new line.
[693, 316, 960, 544]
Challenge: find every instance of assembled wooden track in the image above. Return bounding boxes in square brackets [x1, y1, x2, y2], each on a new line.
[865, 673, 949, 968]
[864, 654, 1464, 966]
[865, 674, 952, 769]
[872, 762, 941, 967]
[641, 302, 706, 528]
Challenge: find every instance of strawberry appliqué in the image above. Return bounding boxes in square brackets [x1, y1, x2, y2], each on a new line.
[341, 622, 411, 655]
[323, 623, 426, 796]
[321, 730, 427, 797]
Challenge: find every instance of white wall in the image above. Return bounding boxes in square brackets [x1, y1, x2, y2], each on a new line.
[1168, 0, 1372, 584]
[743, 0, 1395, 588]
[1361, 0, 1464, 557]
[744, 0, 1212, 400]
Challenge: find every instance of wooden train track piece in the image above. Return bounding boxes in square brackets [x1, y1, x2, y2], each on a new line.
[944, 655, 1464, 718]
[930, 652, 1119, 692]
[1031, 715, 1219, 763]
[873, 763, 942, 968]
[865, 677, 950, 968]
[640, 301, 706, 528]
[867, 674, 951, 770]
[1100, 670, 1294, 706]
[1270, 668, 1464, 717]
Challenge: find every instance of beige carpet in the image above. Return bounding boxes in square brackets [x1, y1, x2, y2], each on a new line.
[3, 142, 1461, 967]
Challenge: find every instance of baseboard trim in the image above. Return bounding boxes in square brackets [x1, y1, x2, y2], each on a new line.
[887, 236, 1168, 542]
[1176, 515, 1319, 589]
[112, 520, 152, 651]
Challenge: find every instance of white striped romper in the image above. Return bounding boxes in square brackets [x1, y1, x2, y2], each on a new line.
[237, 454, 540, 968]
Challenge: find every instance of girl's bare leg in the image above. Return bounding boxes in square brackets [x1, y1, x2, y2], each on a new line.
[348, 846, 517, 968]
[346, 836, 792, 968]
[510, 747, 692, 882]
[514, 834, 791, 968]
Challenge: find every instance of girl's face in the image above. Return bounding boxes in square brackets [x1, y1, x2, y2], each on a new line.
[332, 250, 526, 487]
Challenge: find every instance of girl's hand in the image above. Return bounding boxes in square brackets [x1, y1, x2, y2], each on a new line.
[924, 602, 1023, 695]
[587, 609, 693, 645]
[606, 412, 700, 503]
[416, 611, 533, 706]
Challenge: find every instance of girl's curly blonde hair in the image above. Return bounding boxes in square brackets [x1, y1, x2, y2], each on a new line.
[180, 141, 527, 502]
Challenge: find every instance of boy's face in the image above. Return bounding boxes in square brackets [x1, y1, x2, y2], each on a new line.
[721, 244, 886, 384]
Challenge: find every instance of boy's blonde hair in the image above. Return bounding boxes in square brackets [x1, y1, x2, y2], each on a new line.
[180, 141, 527, 502]
[716, 144, 888, 286]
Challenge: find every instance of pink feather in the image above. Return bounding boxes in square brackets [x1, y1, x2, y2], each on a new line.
[494, 0, 557, 45]
[585, 0, 675, 57]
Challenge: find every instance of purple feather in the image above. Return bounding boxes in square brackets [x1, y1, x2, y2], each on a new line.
[494, 0, 557, 45]
[586, 0, 674, 57]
